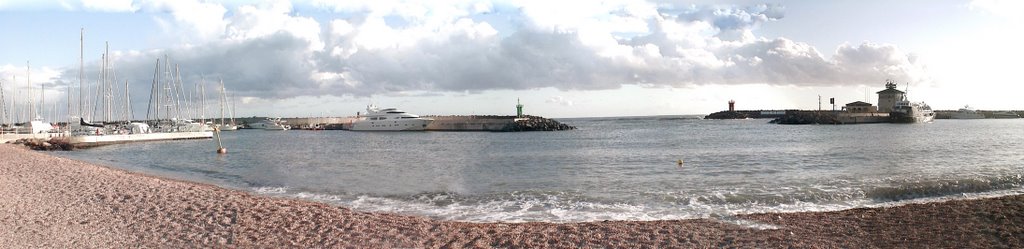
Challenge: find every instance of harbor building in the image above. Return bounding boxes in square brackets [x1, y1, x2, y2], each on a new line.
[844, 101, 876, 113]
[876, 80, 904, 112]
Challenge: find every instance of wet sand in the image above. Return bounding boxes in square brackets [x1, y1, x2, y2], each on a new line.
[1, 143, 1021, 248]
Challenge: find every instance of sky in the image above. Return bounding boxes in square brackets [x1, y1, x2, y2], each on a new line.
[0, 0, 1022, 121]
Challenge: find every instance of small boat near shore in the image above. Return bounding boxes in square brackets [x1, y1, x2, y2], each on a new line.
[350, 105, 432, 131]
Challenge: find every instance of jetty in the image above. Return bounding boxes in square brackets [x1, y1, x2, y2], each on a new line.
[709, 81, 953, 124]
[234, 115, 575, 132]
[704, 100, 789, 120]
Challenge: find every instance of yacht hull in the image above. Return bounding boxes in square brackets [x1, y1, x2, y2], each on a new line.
[890, 112, 935, 123]
[350, 119, 432, 131]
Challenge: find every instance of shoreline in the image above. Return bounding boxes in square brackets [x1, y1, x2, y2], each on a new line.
[2, 144, 1021, 247]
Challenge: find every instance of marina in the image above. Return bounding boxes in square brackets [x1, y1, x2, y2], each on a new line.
[3, 1, 1024, 246]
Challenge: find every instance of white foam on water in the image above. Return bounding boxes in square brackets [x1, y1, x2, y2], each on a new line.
[252, 186, 289, 194]
[243, 185, 1024, 223]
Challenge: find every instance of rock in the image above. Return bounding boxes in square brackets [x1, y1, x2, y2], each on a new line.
[502, 116, 576, 132]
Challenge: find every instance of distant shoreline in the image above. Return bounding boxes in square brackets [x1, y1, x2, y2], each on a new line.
[2, 143, 1021, 247]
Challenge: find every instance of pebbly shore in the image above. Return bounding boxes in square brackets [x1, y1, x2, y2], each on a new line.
[1, 143, 1022, 248]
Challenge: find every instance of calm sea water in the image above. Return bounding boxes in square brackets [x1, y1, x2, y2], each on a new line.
[53, 117, 1024, 222]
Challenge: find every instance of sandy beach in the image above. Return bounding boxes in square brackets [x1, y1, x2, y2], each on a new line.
[1, 144, 1021, 248]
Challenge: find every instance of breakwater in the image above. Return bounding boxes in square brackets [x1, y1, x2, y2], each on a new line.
[238, 115, 575, 131]
[704, 110, 789, 119]
[426, 115, 575, 131]
[769, 110, 890, 125]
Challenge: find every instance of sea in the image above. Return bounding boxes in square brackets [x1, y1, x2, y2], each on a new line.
[52, 116, 1024, 223]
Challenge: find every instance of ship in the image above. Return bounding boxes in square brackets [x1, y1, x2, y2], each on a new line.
[350, 105, 432, 131]
[889, 97, 935, 123]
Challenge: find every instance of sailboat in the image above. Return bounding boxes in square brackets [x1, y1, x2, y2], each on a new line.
[216, 78, 237, 131]
[67, 31, 212, 145]
[25, 61, 55, 135]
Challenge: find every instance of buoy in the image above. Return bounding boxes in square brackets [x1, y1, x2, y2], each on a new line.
[677, 159, 684, 167]
[214, 127, 227, 154]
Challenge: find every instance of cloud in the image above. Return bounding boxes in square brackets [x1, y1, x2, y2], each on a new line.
[546, 96, 574, 106]
[49, 1, 927, 109]
[970, 0, 1024, 23]
[81, 0, 138, 12]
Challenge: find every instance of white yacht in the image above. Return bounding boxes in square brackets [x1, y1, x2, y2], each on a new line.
[990, 111, 1021, 119]
[350, 105, 432, 131]
[949, 105, 985, 119]
[249, 117, 291, 130]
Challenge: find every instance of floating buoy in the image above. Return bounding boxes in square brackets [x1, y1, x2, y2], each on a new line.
[677, 159, 684, 167]
[214, 127, 227, 154]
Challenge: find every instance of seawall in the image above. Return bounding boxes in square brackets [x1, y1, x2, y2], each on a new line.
[770, 110, 890, 125]
[236, 115, 575, 131]
[704, 110, 791, 119]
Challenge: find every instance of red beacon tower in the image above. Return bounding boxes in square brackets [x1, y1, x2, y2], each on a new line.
[728, 100, 736, 112]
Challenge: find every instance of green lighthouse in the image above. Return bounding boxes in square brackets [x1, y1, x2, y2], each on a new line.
[516, 98, 524, 118]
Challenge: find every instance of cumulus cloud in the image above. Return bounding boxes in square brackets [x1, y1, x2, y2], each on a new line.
[81, 0, 138, 12]
[51, 0, 927, 107]
[970, 0, 1024, 23]
[546, 96, 574, 106]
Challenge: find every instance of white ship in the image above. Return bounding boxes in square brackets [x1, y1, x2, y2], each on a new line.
[249, 117, 290, 130]
[949, 105, 985, 119]
[350, 105, 432, 131]
[890, 100, 935, 123]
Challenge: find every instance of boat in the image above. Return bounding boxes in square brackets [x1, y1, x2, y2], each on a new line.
[989, 111, 1020, 119]
[249, 117, 290, 130]
[890, 100, 935, 123]
[350, 105, 432, 131]
[67, 33, 212, 146]
[949, 105, 985, 119]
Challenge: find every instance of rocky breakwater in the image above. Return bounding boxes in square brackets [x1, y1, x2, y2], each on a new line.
[770, 111, 841, 124]
[704, 111, 750, 119]
[505, 116, 576, 132]
[425, 115, 575, 132]
[7, 138, 75, 151]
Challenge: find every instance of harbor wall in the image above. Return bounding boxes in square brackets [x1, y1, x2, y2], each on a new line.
[232, 115, 573, 131]
[424, 116, 514, 131]
[770, 110, 890, 125]
[704, 110, 791, 119]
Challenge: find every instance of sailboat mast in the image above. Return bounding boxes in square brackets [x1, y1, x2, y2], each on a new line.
[173, 64, 183, 119]
[124, 80, 131, 122]
[230, 93, 236, 125]
[200, 79, 207, 123]
[11, 76, 17, 124]
[27, 61, 34, 121]
[1, 79, 7, 126]
[104, 42, 111, 122]
[79, 28, 84, 120]
[219, 78, 225, 126]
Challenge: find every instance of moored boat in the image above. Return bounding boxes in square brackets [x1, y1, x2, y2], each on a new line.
[350, 105, 432, 131]
[949, 105, 984, 119]
[890, 100, 935, 123]
[989, 111, 1020, 119]
[249, 117, 290, 130]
